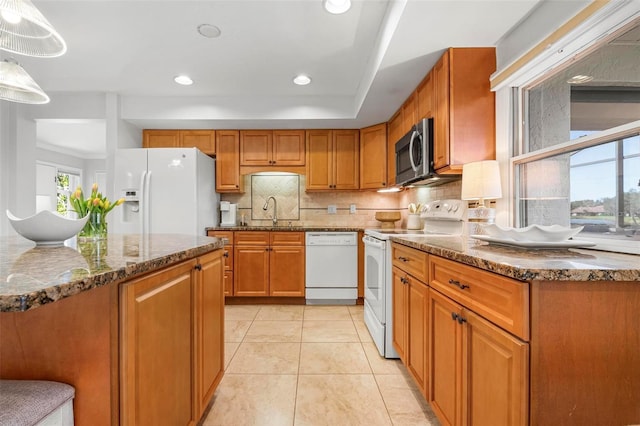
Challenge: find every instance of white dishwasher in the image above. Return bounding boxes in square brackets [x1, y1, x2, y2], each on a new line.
[305, 232, 358, 305]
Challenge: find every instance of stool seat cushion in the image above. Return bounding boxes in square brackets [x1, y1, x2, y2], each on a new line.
[0, 380, 75, 426]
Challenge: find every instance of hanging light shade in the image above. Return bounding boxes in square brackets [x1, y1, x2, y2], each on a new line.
[0, 0, 67, 57]
[0, 59, 49, 104]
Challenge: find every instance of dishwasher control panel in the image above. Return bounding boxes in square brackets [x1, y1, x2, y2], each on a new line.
[305, 232, 357, 246]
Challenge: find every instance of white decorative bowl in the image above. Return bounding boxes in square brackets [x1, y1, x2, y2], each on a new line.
[480, 223, 584, 242]
[6, 210, 90, 246]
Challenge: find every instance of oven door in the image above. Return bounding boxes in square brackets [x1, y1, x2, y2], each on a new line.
[363, 235, 386, 324]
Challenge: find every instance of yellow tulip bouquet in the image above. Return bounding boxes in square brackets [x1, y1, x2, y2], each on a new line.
[70, 183, 124, 239]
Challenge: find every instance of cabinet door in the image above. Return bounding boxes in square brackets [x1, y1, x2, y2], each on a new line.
[240, 130, 272, 166]
[391, 266, 408, 362]
[270, 245, 305, 297]
[143, 130, 180, 148]
[433, 51, 450, 171]
[402, 92, 417, 135]
[180, 130, 216, 155]
[360, 123, 388, 189]
[194, 251, 224, 418]
[462, 310, 529, 426]
[417, 72, 434, 120]
[333, 129, 359, 190]
[407, 278, 429, 399]
[120, 260, 195, 426]
[234, 245, 269, 296]
[216, 130, 243, 193]
[429, 289, 462, 426]
[306, 130, 333, 190]
[273, 130, 305, 166]
[387, 110, 403, 186]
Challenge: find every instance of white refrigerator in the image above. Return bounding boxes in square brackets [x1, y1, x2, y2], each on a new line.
[112, 148, 219, 235]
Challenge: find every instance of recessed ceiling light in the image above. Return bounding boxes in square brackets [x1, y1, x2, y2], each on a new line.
[293, 74, 311, 85]
[174, 75, 193, 86]
[323, 0, 351, 14]
[567, 74, 594, 84]
[197, 24, 221, 38]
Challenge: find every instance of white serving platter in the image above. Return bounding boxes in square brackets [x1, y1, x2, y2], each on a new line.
[471, 235, 596, 249]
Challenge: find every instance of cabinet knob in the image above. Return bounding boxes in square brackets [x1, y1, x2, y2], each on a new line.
[223, 251, 229, 258]
[195, 264, 202, 271]
[382, 182, 386, 186]
[398, 256, 409, 262]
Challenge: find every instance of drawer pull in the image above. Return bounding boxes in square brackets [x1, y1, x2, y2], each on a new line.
[451, 312, 467, 324]
[448, 279, 469, 290]
[398, 256, 409, 262]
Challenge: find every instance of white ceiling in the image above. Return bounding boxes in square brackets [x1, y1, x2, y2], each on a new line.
[19, 0, 542, 158]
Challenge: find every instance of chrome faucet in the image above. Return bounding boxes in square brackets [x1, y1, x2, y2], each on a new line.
[262, 196, 278, 226]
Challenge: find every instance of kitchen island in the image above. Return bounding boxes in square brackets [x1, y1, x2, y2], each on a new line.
[0, 234, 225, 426]
[390, 235, 640, 426]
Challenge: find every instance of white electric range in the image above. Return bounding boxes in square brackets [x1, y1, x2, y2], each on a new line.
[363, 199, 467, 358]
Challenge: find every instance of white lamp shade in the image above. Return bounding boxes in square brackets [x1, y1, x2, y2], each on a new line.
[461, 160, 502, 202]
[0, 0, 67, 57]
[0, 59, 49, 104]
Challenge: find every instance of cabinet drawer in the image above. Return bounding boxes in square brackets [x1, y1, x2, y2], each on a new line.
[234, 231, 269, 246]
[392, 243, 428, 282]
[270, 231, 304, 246]
[207, 230, 234, 245]
[429, 256, 529, 341]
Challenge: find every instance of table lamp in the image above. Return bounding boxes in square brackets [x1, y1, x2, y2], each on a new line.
[461, 160, 502, 223]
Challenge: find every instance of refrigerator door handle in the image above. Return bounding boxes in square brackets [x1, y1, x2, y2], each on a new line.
[144, 171, 152, 234]
[139, 171, 147, 234]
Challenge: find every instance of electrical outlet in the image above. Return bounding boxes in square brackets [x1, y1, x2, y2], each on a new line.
[328, 205, 337, 214]
[349, 204, 356, 214]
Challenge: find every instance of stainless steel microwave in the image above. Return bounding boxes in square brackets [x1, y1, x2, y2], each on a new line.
[395, 118, 432, 185]
[394, 118, 459, 187]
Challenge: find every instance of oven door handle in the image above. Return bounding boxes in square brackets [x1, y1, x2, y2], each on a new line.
[363, 236, 386, 250]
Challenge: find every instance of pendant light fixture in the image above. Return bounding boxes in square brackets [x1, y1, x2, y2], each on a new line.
[0, 0, 67, 57]
[0, 58, 49, 104]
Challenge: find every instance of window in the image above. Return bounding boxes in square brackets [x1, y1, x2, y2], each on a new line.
[514, 18, 640, 254]
[56, 171, 81, 216]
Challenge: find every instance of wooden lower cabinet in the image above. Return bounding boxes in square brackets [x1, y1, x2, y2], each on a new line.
[120, 260, 196, 426]
[233, 231, 305, 297]
[207, 230, 234, 296]
[391, 266, 408, 362]
[194, 251, 225, 419]
[392, 264, 429, 399]
[429, 288, 529, 426]
[120, 252, 224, 425]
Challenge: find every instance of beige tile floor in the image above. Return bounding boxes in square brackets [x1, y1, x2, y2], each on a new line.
[203, 304, 440, 426]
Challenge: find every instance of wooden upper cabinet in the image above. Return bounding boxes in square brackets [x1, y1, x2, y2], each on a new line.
[143, 130, 216, 155]
[433, 48, 496, 173]
[387, 110, 403, 187]
[333, 130, 359, 190]
[143, 130, 180, 148]
[180, 130, 216, 155]
[306, 130, 359, 191]
[417, 71, 434, 120]
[240, 130, 272, 166]
[240, 130, 305, 167]
[273, 130, 305, 166]
[306, 130, 333, 190]
[360, 123, 388, 189]
[215, 130, 243, 193]
[401, 92, 417, 135]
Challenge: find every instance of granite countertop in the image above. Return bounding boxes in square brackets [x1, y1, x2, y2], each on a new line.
[0, 234, 224, 312]
[392, 235, 640, 282]
[207, 226, 364, 232]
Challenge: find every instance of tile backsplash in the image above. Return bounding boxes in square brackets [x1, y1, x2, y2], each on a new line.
[220, 173, 462, 228]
